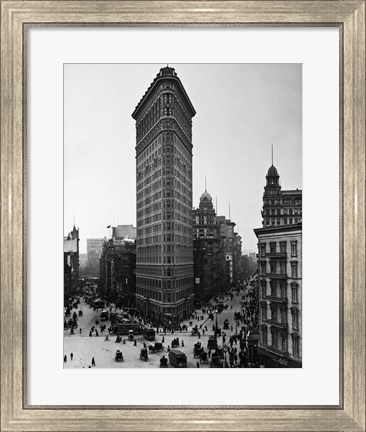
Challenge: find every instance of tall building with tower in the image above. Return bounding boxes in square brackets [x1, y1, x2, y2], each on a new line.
[132, 66, 196, 325]
[254, 161, 302, 367]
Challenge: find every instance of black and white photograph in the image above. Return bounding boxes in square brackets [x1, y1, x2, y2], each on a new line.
[63, 63, 302, 369]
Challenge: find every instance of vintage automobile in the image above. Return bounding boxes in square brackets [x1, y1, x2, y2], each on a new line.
[128, 330, 134, 341]
[168, 350, 187, 368]
[115, 350, 124, 362]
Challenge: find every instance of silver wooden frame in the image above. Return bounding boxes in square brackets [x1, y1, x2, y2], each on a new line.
[1, 1, 365, 431]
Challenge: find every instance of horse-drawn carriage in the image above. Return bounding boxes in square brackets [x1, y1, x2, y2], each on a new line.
[115, 350, 124, 362]
[140, 348, 148, 361]
[223, 319, 230, 330]
[171, 338, 180, 348]
[211, 352, 223, 368]
[191, 327, 199, 336]
[160, 355, 168, 368]
[200, 350, 208, 364]
[207, 336, 217, 350]
[149, 342, 163, 353]
[66, 318, 78, 329]
[193, 342, 202, 358]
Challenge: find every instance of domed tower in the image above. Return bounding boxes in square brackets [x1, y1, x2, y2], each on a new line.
[193, 189, 216, 239]
[262, 164, 283, 227]
[199, 190, 214, 211]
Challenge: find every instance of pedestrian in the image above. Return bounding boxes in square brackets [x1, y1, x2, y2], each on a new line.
[95, 330, 99, 336]
[64, 354, 67, 362]
[70, 353, 73, 361]
[181, 340, 184, 347]
[89, 330, 92, 337]
[79, 328, 82, 334]
[198, 331, 201, 339]
[134, 340, 137, 346]
[91, 357, 95, 367]
[167, 345, 170, 352]
[162, 336, 165, 343]
[202, 329, 205, 335]
[196, 361, 200, 368]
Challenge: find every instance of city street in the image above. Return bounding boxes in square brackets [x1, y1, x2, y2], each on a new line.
[64, 286, 252, 369]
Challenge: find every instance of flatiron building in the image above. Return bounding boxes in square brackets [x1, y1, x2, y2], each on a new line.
[132, 67, 196, 325]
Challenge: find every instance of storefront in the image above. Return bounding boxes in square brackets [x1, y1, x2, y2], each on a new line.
[258, 347, 302, 368]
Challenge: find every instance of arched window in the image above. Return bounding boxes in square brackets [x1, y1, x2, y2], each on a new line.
[291, 282, 299, 303]
[290, 307, 299, 330]
[270, 280, 277, 297]
[270, 303, 277, 321]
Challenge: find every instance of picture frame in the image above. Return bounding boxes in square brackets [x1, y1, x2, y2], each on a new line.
[1, 1, 365, 431]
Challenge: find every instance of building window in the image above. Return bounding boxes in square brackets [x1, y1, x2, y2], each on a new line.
[291, 262, 298, 278]
[271, 304, 277, 321]
[261, 280, 267, 298]
[270, 280, 277, 297]
[284, 218, 288, 224]
[270, 262, 276, 274]
[261, 326, 268, 345]
[291, 283, 299, 303]
[280, 282, 287, 298]
[291, 241, 298, 257]
[271, 327, 278, 350]
[261, 303, 267, 321]
[261, 262, 266, 276]
[280, 241, 286, 253]
[281, 332, 288, 352]
[291, 308, 299, 330]
[269, 242, 276, 253]
[280, 305, 287, 324]
[280, 262, 286, 274]
[292, 335, 299, 357]
[260, 243, 266, 257]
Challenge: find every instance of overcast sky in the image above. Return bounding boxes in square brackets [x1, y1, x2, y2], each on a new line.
[64, 64, 302, 254]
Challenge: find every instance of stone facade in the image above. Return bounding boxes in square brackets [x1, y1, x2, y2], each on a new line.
[254, 164, 302, 367]
[132, 67, 196, 325]
[193, 191, 222, 304]
[99, 238, 136, 306]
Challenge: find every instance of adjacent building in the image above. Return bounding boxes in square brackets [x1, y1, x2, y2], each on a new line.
[64, 225, 79, 299]
[193, 190, 243, 305]
[112, 224, 137, 240]
[254, 163, 302, 367]
[99, 237, 136, 306]
[86, 238, 105, 274]
[193, 190, 222, 305]
[132, 66, 196, 325]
